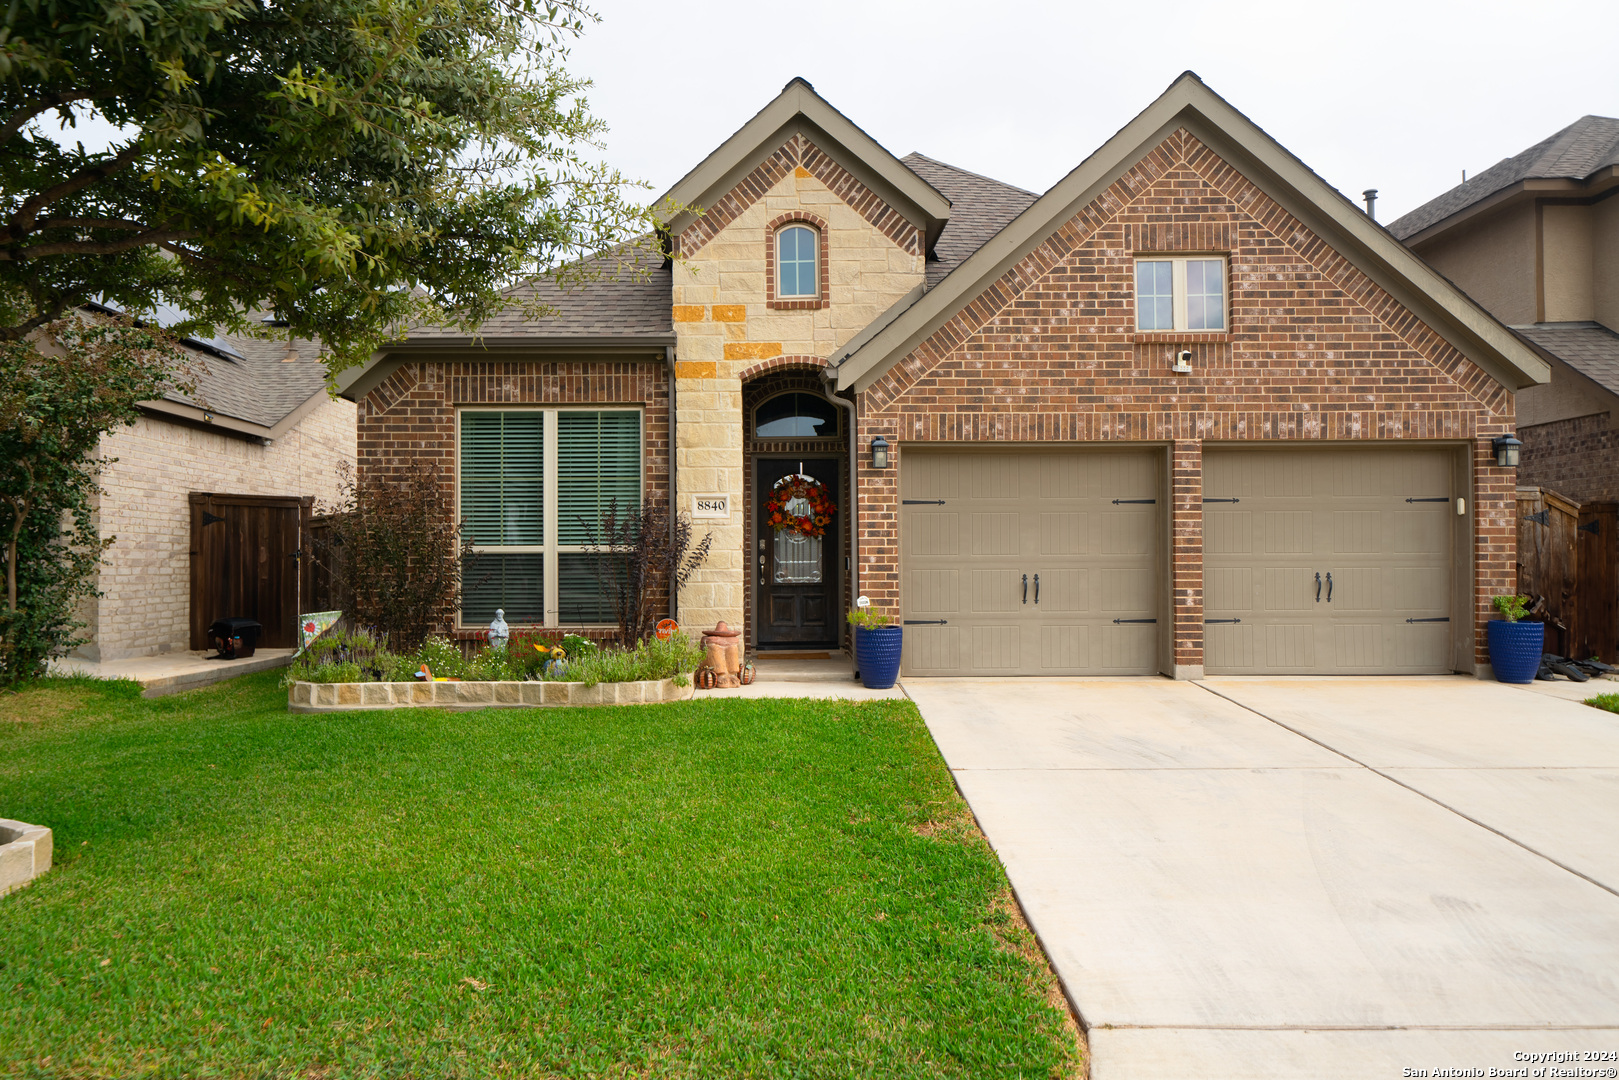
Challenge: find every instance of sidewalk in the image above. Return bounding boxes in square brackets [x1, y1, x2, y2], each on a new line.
[51, 649, 296, 697]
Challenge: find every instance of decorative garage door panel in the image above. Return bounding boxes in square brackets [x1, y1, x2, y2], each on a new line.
[1203, 447, 1457, 675]
[900, 450, 1160, 676]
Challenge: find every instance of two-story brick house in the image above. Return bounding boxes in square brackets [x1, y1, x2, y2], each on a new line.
[1389, 116, 1619, 504]
[337, 73, 1548, 678]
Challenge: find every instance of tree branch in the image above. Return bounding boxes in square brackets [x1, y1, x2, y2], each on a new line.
[4, 144, 145, 240]
[33, 217, 153, 232]
[0, 296, 77, 342]
[0, 91, 108, 147]
[0, 229, 197, 261]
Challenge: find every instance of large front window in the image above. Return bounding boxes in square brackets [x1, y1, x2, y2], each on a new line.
[458, 407, 641, 627]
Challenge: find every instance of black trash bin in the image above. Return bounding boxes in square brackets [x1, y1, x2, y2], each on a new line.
[208, 617, 262, 660]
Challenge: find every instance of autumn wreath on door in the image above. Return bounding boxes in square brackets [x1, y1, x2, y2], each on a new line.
[764, 474, 837, 538]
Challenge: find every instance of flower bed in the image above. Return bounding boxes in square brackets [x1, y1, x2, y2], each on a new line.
[288, 676, 694, 712]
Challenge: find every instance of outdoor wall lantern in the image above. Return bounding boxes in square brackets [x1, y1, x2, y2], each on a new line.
[871, 436, 891, 470]
[1492, 434, 1522, 468]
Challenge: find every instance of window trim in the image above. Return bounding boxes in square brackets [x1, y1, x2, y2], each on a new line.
[766, 212, 830, 310]
[751, 390, 841, 440]
[1133, 254, 1229, 333]
[455, 404, 644, 629]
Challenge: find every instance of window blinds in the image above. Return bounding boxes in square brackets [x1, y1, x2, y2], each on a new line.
[459, 412, 544, 545]
[557, 411, 641, 543]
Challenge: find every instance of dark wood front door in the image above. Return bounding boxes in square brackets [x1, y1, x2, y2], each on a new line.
[756, 458, 840, 648]
[189, 493, 310, 649]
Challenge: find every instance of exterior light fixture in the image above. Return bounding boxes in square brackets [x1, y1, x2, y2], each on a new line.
[871, 435, 891, 469]
[1492, 434, 1522, 468]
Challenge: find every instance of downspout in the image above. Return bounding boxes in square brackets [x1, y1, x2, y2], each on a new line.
[821, 365, 859, 664]
[665, 345, 679, 625]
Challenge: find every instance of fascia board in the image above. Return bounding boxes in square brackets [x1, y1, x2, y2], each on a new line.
[1400, 170, 1619, 247]
[839, 75, 1549, 394]
[660, 81, 950, 242]
[265, 385, 340, 442]
[138, 398, 273, 441]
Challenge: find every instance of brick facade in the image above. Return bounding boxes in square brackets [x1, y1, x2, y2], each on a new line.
[855, 129, 1518, 671]
[1519, 413, 1619, 503]
[356, 358, 672, 630]
[82, 398, 355, 660]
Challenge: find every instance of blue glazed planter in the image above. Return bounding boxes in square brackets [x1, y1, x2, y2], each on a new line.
[854, 625, 903, 689]
[1487, 619, 1543, 684]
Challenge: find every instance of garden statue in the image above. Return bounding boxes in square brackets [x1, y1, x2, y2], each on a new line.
[488, 609, 509, 651]
[699, 621, 743, 688]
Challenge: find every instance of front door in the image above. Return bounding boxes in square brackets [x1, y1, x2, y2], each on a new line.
[756, 458, 840, 648]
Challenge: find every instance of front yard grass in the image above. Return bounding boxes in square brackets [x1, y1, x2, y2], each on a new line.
[0, 672, 1083, 1079]
[1585, 692, 1619, 714]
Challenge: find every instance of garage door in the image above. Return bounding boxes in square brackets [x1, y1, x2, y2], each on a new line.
[1203, 447, 1458, 675]
[900, 450, 1161, 676]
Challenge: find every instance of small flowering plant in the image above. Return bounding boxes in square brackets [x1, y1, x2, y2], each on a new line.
[847, 598, 892, 630]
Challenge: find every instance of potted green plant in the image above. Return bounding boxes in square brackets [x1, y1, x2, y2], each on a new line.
[848, 597, 902, 690]
[1487, 595, 1543, 684]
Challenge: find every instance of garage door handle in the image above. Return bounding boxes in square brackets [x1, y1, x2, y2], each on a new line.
[1326, 572, 1333, 603]
[1022, 574, 1028, 604]
[1033, 574, 1039, 604]
[1113, 618, 1157, 624]
[1315, 572, 1322, 602]
[902, 499, 946, 505]
[1205, 618, 1242, 624]
[1406, 497, 1449, 503]
[1407, 617, 1450, 623]
[904, 620, 948, 625]
[1112, 498, 1156, 505]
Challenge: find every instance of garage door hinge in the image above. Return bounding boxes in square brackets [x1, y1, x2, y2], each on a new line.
[1405, 497, 1449, 503]
[1112, 498, 1156, 505]
[1202, 497, 1240, 503]
[903, 619, 948, 625]
[1406, 617, 1451, 623]
[1113, 618, 1157, 624]
[902, 499, 946, 505]
[1204, 618, 1241, 624]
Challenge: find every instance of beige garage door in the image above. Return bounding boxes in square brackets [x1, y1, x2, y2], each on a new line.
[900, 450, 1161, 676]
[1203, 447, 1459, 675]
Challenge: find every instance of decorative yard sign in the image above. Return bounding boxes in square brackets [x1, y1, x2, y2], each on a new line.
[298, 611, 342, 654]
[691, 494, 730, 519]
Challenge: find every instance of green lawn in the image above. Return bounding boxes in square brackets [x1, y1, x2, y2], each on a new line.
[0, 673, 1083, 1079]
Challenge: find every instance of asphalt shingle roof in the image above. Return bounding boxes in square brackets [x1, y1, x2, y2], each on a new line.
[1388, 116, 1619, 240]
[901, 153, 1040, 288]
[163, 331, 328, 429]
[1515, 322, 1619, 397]
[403, 240, 673, 340]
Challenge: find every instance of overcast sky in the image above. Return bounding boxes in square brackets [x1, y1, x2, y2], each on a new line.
[566, 0, 1619, 225]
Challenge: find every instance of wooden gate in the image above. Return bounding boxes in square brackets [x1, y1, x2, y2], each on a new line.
[189, 493, 312, 650]
[1516, 487, 1619, 663]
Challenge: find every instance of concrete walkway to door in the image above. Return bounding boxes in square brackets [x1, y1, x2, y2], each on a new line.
[904, 677, 1619, 1079]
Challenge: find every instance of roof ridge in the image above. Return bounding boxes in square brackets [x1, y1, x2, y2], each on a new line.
[901, 152, 1039, 197]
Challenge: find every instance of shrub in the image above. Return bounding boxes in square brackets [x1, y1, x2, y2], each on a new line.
[416, 636, 469, 680]
[1493, 595, 1530, 623]
[315, 461, 471, 651]
[847, 606, 892, 629]
[286, 626, 402, 685]
[552, 633, 703, 687]
[579, 498, 713, 644]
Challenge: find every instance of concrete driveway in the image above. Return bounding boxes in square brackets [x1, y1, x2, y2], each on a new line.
[904, 677, 1619, 1079]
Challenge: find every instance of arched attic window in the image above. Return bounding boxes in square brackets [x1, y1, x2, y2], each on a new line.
[754, 391, 840, 439]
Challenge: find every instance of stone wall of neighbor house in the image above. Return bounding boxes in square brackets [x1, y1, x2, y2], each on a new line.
[855, 128, 1518, 673]
[355, 358, 672, 630]
[670, 132, 925, 639]
[82, 396, 355, 660]
[1520, 412, 1619, 503]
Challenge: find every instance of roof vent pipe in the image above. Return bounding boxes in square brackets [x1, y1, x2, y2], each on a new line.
[1362, 189, 1378, 221]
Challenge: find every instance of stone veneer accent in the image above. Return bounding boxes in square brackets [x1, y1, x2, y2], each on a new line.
[854, 128, 1518, 672]
[672, 135, 924, 637]
[77, 399, 354, 661]
[288, 677, 695, 711]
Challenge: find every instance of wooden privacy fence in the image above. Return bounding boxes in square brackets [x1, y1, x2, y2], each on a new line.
[1516, 486, 1618, 662]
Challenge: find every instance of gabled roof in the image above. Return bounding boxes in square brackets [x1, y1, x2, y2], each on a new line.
[901, 154, 1038, 289]
[1514, 322, 1619, 398]
[659, 78, 953, 254]
[831, 72, 1550, 395]
[1389, 116, 1619, 242]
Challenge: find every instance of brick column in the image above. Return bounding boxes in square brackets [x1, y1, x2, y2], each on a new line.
[1473, 433, 1518, 674]
[1170, 439, 1204, 678]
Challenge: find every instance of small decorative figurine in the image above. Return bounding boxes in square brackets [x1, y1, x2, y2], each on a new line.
[488, 609, 509, 651]
[699, 621, 743, 689]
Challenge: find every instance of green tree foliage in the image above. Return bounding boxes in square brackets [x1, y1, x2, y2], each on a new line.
[0, 316, 180, 682]
[0, 0, 652, 373]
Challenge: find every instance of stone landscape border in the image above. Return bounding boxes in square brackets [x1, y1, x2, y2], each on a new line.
[0, 819, 53, 897]
[288, 677, 694, 712]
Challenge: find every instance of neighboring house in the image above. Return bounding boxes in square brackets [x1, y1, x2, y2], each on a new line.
[1388, 117, 1619, 502]
[337, 73, 1547, 678]
[75, 318, 355, 661]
